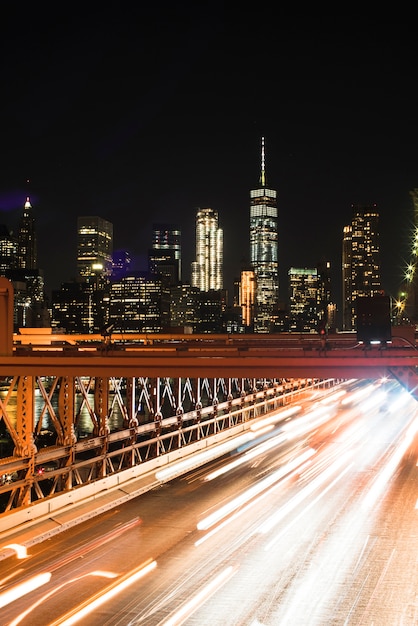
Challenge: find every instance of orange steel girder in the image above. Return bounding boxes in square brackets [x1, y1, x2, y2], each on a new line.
[1, 347, 418, 379]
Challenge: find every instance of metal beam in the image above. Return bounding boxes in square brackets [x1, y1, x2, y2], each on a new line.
[0, 347, 417, 378]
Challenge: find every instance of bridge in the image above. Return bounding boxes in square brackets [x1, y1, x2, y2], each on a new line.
[1, 278, 418, 528]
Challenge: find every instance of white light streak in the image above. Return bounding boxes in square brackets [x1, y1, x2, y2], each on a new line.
[1, 543, 28, 559]
[161, 565, 236, 626]
[155, 433, 256, 482]
[197, 448, 315, 531]
[0, 572, 51, 608]
[361, 414, 418, 511]
[50, 562, 157, 626]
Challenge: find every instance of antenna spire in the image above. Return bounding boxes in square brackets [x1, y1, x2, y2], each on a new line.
[260, 136, 266, 187]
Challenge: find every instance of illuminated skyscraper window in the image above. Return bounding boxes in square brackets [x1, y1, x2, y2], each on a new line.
[18, 197, 37, 270]
[250, 137, 279, 333]
[0, 224, 18, 274]
[191, 208, 223, 291]
[240, 269, 256, 328]
[342, 204, 382, 330]
[151, 223, 182, 283]
[288, 267, 320, 332]
[77, 216, 113, 286]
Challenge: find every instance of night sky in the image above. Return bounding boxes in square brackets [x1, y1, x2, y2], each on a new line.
[1, 6, 417, 309]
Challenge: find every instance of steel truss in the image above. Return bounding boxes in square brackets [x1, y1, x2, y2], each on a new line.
[0, 375, 323, 513]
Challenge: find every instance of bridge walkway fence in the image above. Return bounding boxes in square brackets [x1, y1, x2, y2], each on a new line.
[0, 375, 338, 536]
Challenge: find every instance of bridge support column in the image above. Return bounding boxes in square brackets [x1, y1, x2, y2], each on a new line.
[0, 277, 13, 356]
[58, 377, 77, 491]
[14, 376, 37, 507]
[94, 377, 109, 478]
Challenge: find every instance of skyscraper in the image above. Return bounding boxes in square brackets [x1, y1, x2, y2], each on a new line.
[0, 224, 18, 274]
[17, 196, 37, 269]
[149, 223, 182, 285]
[191, 208, 223, 291]
[288, 267, 318, 332]
[250, 137, 279, 333]
[240, 268, 256, 329]
[77, 216, 113, 286]
[342, 204, 382, 330]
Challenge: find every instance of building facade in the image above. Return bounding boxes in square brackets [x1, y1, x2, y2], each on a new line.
[342, 204, 382, 330]
[288, 267, 321, 332]
[150, 223, 182, 284]
[191, 208, 223, 291]
[77, 216, 113, 286]
[17, 197, 37, 270]
[0, 198, 49, 330]
[250, 137, 279, 333]
[240, 268, 256, 330]
[108, 272, 170, 333]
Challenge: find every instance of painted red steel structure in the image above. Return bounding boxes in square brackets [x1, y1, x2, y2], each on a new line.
[1, 277, 418, 516]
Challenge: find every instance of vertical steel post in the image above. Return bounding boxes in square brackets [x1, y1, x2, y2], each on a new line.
[0, 277, 13, 356]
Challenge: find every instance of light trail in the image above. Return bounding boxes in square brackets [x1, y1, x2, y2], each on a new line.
[49, 561, 157, 626]
[8, 571, 117, 626]
[0, 572, 51, 609]
[197, 447, 316, 531]
[160, 565, 237, 626]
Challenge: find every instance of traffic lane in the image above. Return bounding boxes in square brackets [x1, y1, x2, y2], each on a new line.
[332, 424, 418, 624]
[0, 405, 329, 624]
[0, 383, 401, 624]
[70, 388, 418, 624]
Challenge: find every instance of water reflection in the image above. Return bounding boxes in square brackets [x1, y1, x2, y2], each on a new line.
[0, 387, 125, 440]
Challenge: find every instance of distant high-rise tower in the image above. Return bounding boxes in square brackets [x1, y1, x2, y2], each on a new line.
[288, 267, 320, 332]
[342, 203, 382, 330]
[17, 196, 37, 269]
[250, 137, 279, 333]
[240, 268, 256, 329]
[77, 216, 113, 285]
[191, 208, 223, 291]
[0, 224, 18, 274]
[149, 223, 182, 285]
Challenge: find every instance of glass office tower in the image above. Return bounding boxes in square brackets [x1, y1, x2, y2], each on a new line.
[149, 223, 182, 285]
[250, 137, 279, 333]
[77, 216, 113, 286]
[191, 208, 223, 291]
[342, 204, 382, 330]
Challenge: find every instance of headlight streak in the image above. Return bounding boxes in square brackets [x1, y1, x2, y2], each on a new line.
[0, 544, 28, 560]
[387, 390, 415, 414]
[319, 389, 347, 404]
[8, 571, 118, 626]
[265, 413, 416, 622]
[249, 405, 302, 433]
[258, 446, 357, 537]
[160, 565, 237, 626]
[263, 462, 355, 553]
[194, 480, 277, 547]
[361, 413, 418, 512]
[204, 430, 289, 482]
[341, 383, 378, 406]
[0, 572, 52, 609]
[280, 406, 334, 440]
[197, 448, 316, 532]
[48, 561, 157, 626]
[155, 433, 257, 482]
[358, 389, 387, 413]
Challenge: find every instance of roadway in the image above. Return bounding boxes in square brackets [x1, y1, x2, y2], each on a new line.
[1, 379, 418, 624]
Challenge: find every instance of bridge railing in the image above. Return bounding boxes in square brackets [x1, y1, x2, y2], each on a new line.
[0, 377, 336, 514]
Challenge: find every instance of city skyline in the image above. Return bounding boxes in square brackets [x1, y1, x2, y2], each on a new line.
[0, 172, 415, 311]
[1, 8, 417, 304]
